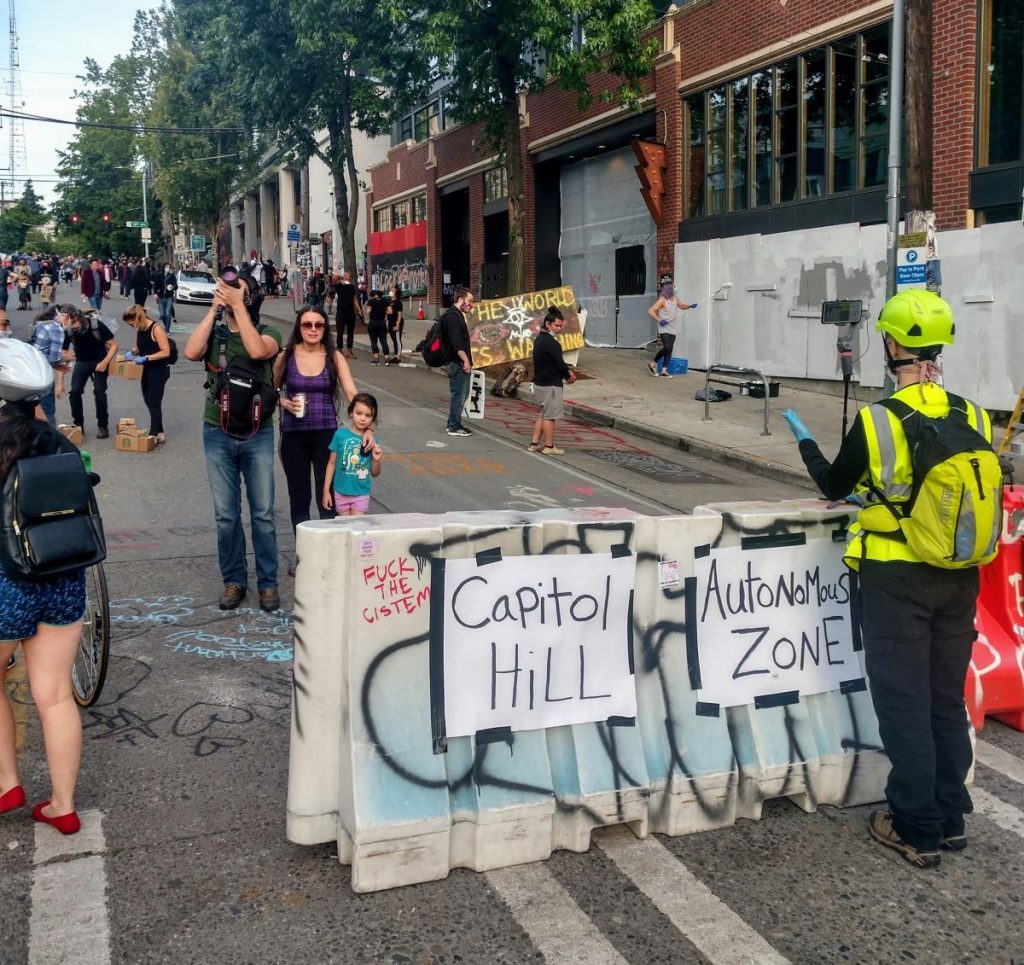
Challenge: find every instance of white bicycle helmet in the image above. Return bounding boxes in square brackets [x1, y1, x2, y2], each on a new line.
[0, 338, 54, 402]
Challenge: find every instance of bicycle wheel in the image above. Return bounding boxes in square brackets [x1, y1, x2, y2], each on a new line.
[72, 563, 110, 708]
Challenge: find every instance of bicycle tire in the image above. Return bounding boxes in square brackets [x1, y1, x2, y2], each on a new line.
[72, 563, 110, 708]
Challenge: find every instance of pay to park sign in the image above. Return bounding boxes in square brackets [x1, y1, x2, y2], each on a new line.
[691, 538, 861, 710]
[430, 552, 637, 744]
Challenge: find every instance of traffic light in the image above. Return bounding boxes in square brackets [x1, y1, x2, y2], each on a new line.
[101, 213, 111, 226]
[70, 213, 80, 227]
[632, 138, 668, 226]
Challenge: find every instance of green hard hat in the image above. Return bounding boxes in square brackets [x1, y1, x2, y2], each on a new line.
[876, 290, 955, 348]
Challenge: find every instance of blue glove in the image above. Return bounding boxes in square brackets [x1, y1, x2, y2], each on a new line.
[133, 355, 147, 365]
[782, 408, 814, 443]
[689, 303, 698, 309]
[123, 350, 134, 361]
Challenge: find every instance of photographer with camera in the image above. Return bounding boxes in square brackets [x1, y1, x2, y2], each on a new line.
[183, 267, 283, 613]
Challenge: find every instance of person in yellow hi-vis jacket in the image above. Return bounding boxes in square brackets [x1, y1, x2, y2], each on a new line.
[782, 289, 1001, 870]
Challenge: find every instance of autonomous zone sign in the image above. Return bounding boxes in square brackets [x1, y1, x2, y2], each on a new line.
[689, 536, 863, 711]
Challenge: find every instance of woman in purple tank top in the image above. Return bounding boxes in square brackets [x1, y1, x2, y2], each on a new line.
[272, 306, 363, 560]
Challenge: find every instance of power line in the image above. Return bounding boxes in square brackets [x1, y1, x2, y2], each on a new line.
[0, 108, 246, 136]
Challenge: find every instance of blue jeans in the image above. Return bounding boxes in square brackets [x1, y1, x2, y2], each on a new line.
[39, 387, 56, 426]
[446, 362, 470, 430]
[88, 294, 103, 311]
[202, 423, 278, 590]
[157, 297, 173, 329]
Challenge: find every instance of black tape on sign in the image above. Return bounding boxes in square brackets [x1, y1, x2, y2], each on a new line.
[754, 690, 800, 709]
[695, 701, 721, 718]
[475, 547, 502, 566]
[694, 543, 711, 559]
[849, 571, 863, 652]
[475, 726, 513, 746]
[684, 577, 701, 690]
[740, 532, 807, 551]
[606, 716, 636, 727]
[428, 558, 448, 754]
[611, 543, 632, 559]
[626, 589, 635, 675]
[840, 677, 867, 695]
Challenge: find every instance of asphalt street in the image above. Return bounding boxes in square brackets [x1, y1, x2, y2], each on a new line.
[2, 295, 1024, 964]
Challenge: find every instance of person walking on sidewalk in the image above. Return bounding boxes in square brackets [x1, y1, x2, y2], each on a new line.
[334, 270, 361, 359]
[781, 290, 996, 870]
[183, 278, 283, 613]
[385, 285, 404, 365]
[79, 258, 108, 312]
[122, 305, 172, 445]
[647, 280, 696, 378]
[59, 304, 117, 440]
[155, 263, 177, 330]
[442, 287, 475, 437]
[528, 307, 576, 456]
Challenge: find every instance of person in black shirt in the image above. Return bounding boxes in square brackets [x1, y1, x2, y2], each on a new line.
[441, 287, 475, 436]
[365, 289, 390, 364]
[527, 307, 576, 455]
[58, 304, 118, 439]
[334, 271, 361, 359]
[385, 286, 404, 365]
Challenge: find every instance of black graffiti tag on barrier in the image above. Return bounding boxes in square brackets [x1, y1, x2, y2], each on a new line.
[325, 512, 882, 829]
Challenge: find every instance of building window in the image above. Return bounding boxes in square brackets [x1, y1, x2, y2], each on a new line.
[979, 0, 1024, 166]
[413, 194, 427, 222]
[484, 166, 508, 203]
[373, 207, 391, 233]
[414, 101, 440, 141]
[681, 22, 891, 220]
[614, 246, 646, 296]
[391, 199, 410, 228]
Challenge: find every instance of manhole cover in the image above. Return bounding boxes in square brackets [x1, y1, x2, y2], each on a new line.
[584, 449, 723, 483]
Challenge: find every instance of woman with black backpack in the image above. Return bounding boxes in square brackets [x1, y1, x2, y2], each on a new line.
[0, 339, 97, 836]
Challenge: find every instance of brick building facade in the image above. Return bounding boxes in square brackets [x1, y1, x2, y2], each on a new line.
[366, 0, 1020, 311]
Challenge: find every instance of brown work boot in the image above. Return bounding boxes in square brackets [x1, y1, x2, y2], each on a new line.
[218, 584, 246, 611]
[258, 588, 280, 612]
[868, 810, 941, 868]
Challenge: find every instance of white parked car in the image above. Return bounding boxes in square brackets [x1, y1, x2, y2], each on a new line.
[175, 269, 216, 305]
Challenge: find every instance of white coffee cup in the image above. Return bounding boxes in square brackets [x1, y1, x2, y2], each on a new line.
[293, 393, 306, 418]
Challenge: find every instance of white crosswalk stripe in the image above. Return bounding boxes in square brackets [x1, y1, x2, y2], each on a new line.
[486, 862, 627, 964]
[976, 738, 1024, 786]
[598, 827, 790, 965]
[972, 787, 1024, 842]
[30, 809, 110, 965]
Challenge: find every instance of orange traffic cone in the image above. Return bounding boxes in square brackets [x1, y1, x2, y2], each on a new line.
[417, 300, 425, 320]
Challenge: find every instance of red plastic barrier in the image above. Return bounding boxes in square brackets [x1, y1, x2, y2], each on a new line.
[966, 486, 1024, 731]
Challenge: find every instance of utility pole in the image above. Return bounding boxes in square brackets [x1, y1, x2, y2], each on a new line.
[885, 0, 906, 298]
[142, 165, 150, 258]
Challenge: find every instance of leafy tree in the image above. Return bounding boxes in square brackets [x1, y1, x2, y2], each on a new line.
[0, 181, 49, 252]
[52, 55, 149, 257]
[140, 3, 262, 270]
[199, 0, 432, 274]
[425, 0, 659, 292]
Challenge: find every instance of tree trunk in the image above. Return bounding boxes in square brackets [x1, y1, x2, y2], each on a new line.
[905, 0, 933, 210]
[497, 57, 525, 296]
[339, 69, 360, 276]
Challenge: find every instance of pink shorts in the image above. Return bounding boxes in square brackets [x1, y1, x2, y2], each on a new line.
[334, 492, 370, 514]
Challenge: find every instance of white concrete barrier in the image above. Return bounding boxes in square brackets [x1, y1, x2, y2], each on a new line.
[287, 502, 888, 892]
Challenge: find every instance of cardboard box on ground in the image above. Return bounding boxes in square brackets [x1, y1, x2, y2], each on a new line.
[115, 418, 156, 453]
[58, 424, 83, 445]
[111, 355, 143, 381]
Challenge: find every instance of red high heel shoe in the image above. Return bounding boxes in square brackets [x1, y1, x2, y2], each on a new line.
[0, 785, 26, 813]
[32, 801, 80, 835]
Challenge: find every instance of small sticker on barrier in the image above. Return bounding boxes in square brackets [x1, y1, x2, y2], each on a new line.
[659, 560, 680, 588]
[358, 539, 377, 561]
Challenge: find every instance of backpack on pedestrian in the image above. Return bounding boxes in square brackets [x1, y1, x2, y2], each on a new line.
[0, 441, 106, 580]
[84, 310, 120, 340]
[868, 393, 1002, 569]
[416, 317, 450, 367]
[204, 325, 278, 440]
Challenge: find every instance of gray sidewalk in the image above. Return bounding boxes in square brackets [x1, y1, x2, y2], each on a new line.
[259, 299, 856, 489]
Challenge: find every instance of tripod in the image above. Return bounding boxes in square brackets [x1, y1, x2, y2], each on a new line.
[837, 325, 855, 438]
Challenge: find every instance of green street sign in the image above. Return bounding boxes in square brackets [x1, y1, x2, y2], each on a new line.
[190, 235, 206, 251]
[125, 220, 147, 228]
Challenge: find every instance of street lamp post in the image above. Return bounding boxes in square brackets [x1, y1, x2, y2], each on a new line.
[884, 0, 906, 299]
[141, 165, 150, 259]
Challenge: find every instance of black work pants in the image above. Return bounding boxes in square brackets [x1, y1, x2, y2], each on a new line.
[279, 428, 336, 530]
[141, 364, 170, 435]
[337, 313, 355, 350]
[368, 323, 388, 356]
[856, 560, 979, 851]
[69, 360, 110, 431]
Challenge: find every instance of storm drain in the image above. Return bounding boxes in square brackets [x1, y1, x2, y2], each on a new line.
[583, 449, 724, 483]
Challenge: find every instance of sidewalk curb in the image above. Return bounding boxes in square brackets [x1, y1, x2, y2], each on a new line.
[257, 302, 811, 489]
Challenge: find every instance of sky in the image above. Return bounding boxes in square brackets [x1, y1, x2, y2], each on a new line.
[3, 0, 158, 206]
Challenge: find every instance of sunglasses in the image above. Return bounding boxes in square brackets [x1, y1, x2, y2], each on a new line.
[300, 321, 326, 331]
